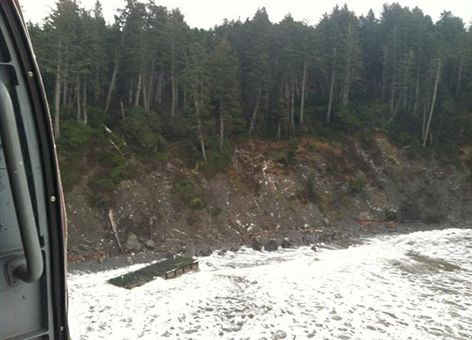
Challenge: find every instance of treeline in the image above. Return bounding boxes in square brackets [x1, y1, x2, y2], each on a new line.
[28, 0, 472, 161]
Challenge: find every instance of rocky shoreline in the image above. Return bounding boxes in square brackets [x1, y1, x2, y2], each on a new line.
[67, 221, 471, 274]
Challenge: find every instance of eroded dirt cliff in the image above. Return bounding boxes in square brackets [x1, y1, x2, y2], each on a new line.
[65, 134, 472, 261]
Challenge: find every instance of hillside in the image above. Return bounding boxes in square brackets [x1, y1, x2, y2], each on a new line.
[64, 133, 472, 261]
[27, 1, 472, 262]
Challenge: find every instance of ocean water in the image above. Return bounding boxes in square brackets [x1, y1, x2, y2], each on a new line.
[68, 228, 472, 339]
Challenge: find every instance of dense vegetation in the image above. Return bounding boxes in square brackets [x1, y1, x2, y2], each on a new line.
[27, 1, 472, 188]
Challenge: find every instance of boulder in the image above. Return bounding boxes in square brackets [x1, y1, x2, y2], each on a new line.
[125, 233, 142, 252]
[198, 248, 213, 257]
[358, 211, 372, 221]
[251, 238, 262, 251]
[264, 239, 279, 251]
[281, 238, 292, 249]
[143, 239, 156, 249]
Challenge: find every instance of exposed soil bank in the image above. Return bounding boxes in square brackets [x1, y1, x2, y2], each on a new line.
[65, 134, 472, 266]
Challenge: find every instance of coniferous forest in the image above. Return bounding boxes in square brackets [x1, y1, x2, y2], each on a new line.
[27, 1, 472, 188]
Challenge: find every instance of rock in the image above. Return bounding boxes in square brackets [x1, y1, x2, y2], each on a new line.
[125, 233, 142, 252]
[198, 248, 213, 257]
[358, 211, 372, 221]
[251, 238, 262, 251]
[264, 239, 279, 251]
[281, 238, 292, 249]
[311, 245, 317, 252]
[273, 330, 287, 339]
[230, 246, 241, 252]
[143, 239, 156, 249]
[217, 249, 227, 256]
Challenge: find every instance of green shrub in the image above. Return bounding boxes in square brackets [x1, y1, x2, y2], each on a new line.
[394, 132, 421, 149]
[120, 108, 166, 156]
[337, 104, 362, 128]
[277, 139, 298, 166]
[88, 149, 136, 193]
[88, 177, 116, 192]
[59, 161, 82, 191]
[161, 113, 192, 141]
[173, 179, 205, 209]
[57, 121, 98, 191]
[58, 120, 95, 152]
[210, 206, 222, 217]
[175, 179, 194, 196]
[189, 197, 204, 209]
[348, 178, 366, 194]
[86, 106, 107, 129]
[337, 102, 389, 130]
[201, 139, 233, 175]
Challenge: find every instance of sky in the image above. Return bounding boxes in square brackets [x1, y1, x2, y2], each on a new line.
[21, 0, 472, 28]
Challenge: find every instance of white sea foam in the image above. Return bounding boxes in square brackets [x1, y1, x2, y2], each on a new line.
[68, 228, 472, 339]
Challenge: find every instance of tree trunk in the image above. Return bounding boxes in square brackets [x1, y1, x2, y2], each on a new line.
[299, 61, 308, 125]
[82, 80, 87, 125]
[108, 209, 123, 253]
[290, 80, 295, 134]
[326, 59, 336, 124]
[143, 77, 152, 113]
[94, 61, 100, 100]
[381, 45, 388, 101]
[194, 93, 207, 162]
[413, 72, 420, 115]
[144, 59, 155, 112]
[62, 80, 67, 107]
[155, 73, 162, 105]
[148, 79, 154, 110]
[456, 56, 463, 95]
[104, 54, 119, 116]
[142, 82, 148, 112]
[388, 92, 402, 124]
[120, 101, 125, 119]
[249, 88, 261, 135]
[128, 79, 134, 104]
[422, 104, 427, 140]
[219, 102, 224, 150]
[190, 79, 207, 163]
[53, 44, 62, 139]
[341, 58, 351, 106]
[198, 116, 207, 163]
[423, 59, 441, 147]
[342, 40, 352, 106]
[104, 31, 125, 116]
[171, 42, 176, 120]
[134, 73, 142, 107]
[62, 63, 67, 106]
[76, 77, 81, 123]
[403, 49, 413, 111]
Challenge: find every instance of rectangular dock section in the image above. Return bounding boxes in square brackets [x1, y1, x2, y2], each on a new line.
[109, 256, 199, 289]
